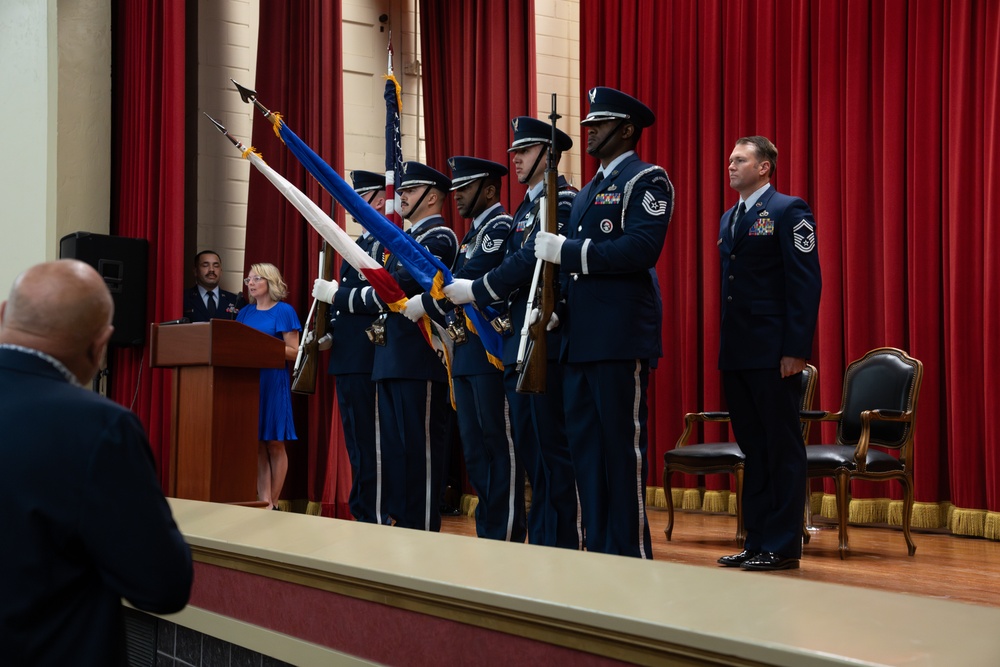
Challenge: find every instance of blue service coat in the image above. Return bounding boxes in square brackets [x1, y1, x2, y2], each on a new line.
[559, 154, 673, 362]
[424, 204, 511, 377]
[472, 176, 577, 365]
[183, 286, 242, 322]
[718, 186, 822, 370]
[370, 215, 458, 382]
[327, 234, 382, 375]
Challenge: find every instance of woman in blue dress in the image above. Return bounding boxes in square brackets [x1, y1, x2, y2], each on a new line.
[236, 263, 300, 510]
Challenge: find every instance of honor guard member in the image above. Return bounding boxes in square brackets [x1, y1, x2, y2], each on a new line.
[183, 250, 243, 321]
[365, 161, 458, 531]
[312, 170, 390, 524]
[716, 136, 821, 571]
[445, 117, 581, 549]
[534, 87, 674, 558]
[405, 156, 523, 541]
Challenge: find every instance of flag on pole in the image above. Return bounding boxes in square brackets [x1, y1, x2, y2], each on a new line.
[265, 116, 503, 369]
[243, 149, 406, 311]
[384, 36, 403, 227]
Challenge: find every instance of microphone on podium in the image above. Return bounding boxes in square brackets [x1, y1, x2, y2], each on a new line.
[159, 317, 191, 326]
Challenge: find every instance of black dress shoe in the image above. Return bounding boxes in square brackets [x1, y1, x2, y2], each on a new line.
[717, 549, 759, 567]
[741, 552, 800, 571]
[439, 504, 462, 517]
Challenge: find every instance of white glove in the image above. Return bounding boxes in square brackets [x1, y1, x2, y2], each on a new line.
[312, 278, 338, 304]
[303, 330, 316, 345]
[529, 308, 560, 331]
[534, 231, 565, 264]
[403, 295, 427, 322]
[317, 333, 333, 351]
[444, 278, 475, 305]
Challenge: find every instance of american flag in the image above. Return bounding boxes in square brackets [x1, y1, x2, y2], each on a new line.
[384, 38, 403, 227]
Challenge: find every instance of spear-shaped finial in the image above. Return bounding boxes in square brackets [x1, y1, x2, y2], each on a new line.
[231, 78, 277, 124]
[204, 112, 242, 149]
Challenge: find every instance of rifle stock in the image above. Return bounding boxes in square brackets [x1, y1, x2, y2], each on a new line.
[516, 94, 560, 394]
[292, 242, 332, 395]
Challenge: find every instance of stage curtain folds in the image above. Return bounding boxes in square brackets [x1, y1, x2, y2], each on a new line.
[245, 0, 350, 518]
[109, 0, 187, 490]
[580, 0, 1000, 539]
[419, 0, 537, 237]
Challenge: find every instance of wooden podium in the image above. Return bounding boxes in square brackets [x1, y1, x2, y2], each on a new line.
[150, 320, 286, 502]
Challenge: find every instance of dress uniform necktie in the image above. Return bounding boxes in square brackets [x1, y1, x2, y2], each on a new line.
[593, 170, 605, 191]
[730, 201, 746, 239]
[206, 290, 217, 317]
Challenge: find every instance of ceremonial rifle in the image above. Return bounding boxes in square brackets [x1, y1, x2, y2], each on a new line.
[291, 242, 333, 395]
[516, 93, 560, 394]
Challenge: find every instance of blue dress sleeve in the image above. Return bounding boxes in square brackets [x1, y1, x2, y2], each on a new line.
[275, 302, 301, 334]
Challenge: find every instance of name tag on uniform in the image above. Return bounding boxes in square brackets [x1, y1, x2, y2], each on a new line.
[749, 218, 775, 236]
[595, 192, 622, 205]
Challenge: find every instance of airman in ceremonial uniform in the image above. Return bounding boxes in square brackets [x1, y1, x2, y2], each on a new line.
[406, 156, 523, 541]
[535, 87, 674, 558]
[312, 170, 389, 524]
[446, 118, 582, 549]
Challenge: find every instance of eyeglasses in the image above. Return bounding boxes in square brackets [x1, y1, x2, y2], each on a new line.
[243, 276, 267, 285]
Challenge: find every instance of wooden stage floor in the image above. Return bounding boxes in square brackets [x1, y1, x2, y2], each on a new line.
[441, 506, 1000, 609]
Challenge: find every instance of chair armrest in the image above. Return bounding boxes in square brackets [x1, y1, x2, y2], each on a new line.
[688, 411, 731, 422]
[854, 409, 915, 469]
[675, 411, 731, 448]
[800, 410, 839, 421]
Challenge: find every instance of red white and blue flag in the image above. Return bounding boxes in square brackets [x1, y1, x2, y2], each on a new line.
[384, 37, 403, 227]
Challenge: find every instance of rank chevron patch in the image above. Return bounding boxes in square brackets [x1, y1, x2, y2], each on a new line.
[642, 190, 669, 216]
[793, 219, 816, 253]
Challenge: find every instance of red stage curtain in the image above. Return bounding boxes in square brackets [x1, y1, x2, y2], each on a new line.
[245, 0, 350, 518]
[419, 0, 536, 237]
[109, 0, 187, 490]
[580, 0, 1000, 527]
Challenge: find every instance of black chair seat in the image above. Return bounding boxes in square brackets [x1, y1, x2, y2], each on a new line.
[664, 443, 744, 468]
[807, 445, 904, 474]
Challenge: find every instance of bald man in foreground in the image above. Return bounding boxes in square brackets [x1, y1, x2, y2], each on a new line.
[0, 260, 193, 666]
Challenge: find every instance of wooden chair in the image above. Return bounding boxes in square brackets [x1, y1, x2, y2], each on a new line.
[802, 347, 923, 559]
[663, 364, 817, 545]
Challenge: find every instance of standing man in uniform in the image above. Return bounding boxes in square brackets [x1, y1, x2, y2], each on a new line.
[354, 161, 458, 531]
[716, 136, 821, 571]
[183, 250, 242, 322]
[405, 156, 522, 541]
[445, 117, 581, 550]
[534, 87, 673, 558]
[312, 170, 390, 524]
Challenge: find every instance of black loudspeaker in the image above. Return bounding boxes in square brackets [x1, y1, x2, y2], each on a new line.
[59, 232, 149, 346]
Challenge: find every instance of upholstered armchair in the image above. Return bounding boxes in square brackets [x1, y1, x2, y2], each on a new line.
[801, 347, 923, 559]
[663, 364, 817, 545]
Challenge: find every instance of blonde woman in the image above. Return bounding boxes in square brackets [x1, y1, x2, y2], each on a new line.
[236, 263, 300, 510]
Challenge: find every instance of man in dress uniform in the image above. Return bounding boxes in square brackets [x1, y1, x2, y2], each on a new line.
[312, 170, 390, 524]
[715, 136, 821, 571]
[404, 156, 522, 541]
[338, 161, 457, 531]
[445, 117, 581, 549]
[534, 87, 674, 558]
[183, 250, 242, 321]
